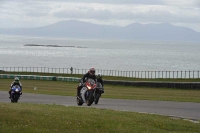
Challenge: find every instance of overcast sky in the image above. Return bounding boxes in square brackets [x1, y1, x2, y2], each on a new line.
[1, 0, 200, 32]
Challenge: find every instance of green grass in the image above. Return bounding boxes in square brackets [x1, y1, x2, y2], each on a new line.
[1, 71, 200, 82]
[0, 103, 199, 133]
[1, 79, 200, 103]
[1, 72, 200, 133]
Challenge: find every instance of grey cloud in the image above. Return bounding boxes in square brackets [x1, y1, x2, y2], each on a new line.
[0, 0, 7, 4]
[0, 0, 8, 9]
[35, 0, 200, 7]
[195, 1, 200, 6]
[1, 1, 50, 17]
[1, 0, 200, 31]
[53, 7, 112, 20]
[2, 1, 200, 23]
[51, 4, 200, 23]
[26, 10, 49, 17]
[1, 0, 200, 6]
[24, 5, 51, 17]
[40, 0, 165, 5]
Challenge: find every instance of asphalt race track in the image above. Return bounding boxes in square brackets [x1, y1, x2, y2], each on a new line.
[1, 91, 200, 122]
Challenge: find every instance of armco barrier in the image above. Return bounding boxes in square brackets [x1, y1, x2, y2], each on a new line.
[104, 80, 200, 89]
[56, 77, 81, 82]
[0, 74, 57, 81]
[0, 74, 80, 82]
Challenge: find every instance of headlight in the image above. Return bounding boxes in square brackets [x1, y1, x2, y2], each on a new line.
[87, 85, 91, 90]
[15, 89, 19, 92]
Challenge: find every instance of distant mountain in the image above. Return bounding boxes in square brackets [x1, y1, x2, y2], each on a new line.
[0, 20, 200, 42]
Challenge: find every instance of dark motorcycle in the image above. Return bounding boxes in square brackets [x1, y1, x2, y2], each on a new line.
[94, 82, 103, 104]
[76, 78, 97, 106]
[11, 85, 22, 103]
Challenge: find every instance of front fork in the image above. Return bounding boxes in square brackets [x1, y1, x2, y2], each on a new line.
[86, 90, 95, 99]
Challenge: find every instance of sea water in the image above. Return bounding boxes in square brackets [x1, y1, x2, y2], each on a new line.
[0, 35, 200, 71]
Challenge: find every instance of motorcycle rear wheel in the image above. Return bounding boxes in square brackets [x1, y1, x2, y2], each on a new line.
[94, 94, 101, 104]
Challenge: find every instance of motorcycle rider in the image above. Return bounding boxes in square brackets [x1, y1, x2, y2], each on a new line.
[76, 67, 97, 98]
[96, 73, 104, 93]
[9, 77, 22, 98]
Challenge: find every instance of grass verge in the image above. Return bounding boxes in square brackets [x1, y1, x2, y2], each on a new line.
[1, 79, 200, 102]
[0, 103, 199, 133]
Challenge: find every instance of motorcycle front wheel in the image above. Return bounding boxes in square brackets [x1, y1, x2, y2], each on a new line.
[86, 93, 94, 106]
[11, 94, 19, 103]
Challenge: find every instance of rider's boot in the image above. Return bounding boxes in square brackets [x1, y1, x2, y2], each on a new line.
[76, 86, 79, 97]
[76, 86, 81, 98]
[19, 92, 22, 97]
[102, 88, 104, 93]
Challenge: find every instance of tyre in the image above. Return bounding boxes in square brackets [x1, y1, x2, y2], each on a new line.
[11, 94, 19, 103]
[14, 95, 19, 103]
[86, 93, 94, 106]
[94, 94, 100, 104]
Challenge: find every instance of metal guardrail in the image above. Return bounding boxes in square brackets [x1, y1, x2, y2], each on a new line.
[104, 80, 200, 89]
[0, 74, 80, 82]
[0, 67, 200, 79]
[0, 74, 57, 81]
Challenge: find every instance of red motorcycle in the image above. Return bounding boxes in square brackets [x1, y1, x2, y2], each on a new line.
[76, 78, 97, 106]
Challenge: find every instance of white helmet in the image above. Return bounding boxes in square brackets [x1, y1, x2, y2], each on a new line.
[97, 73, 102, 79]
[14, 77, 19, 83]
[89, 67, 95, 75]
